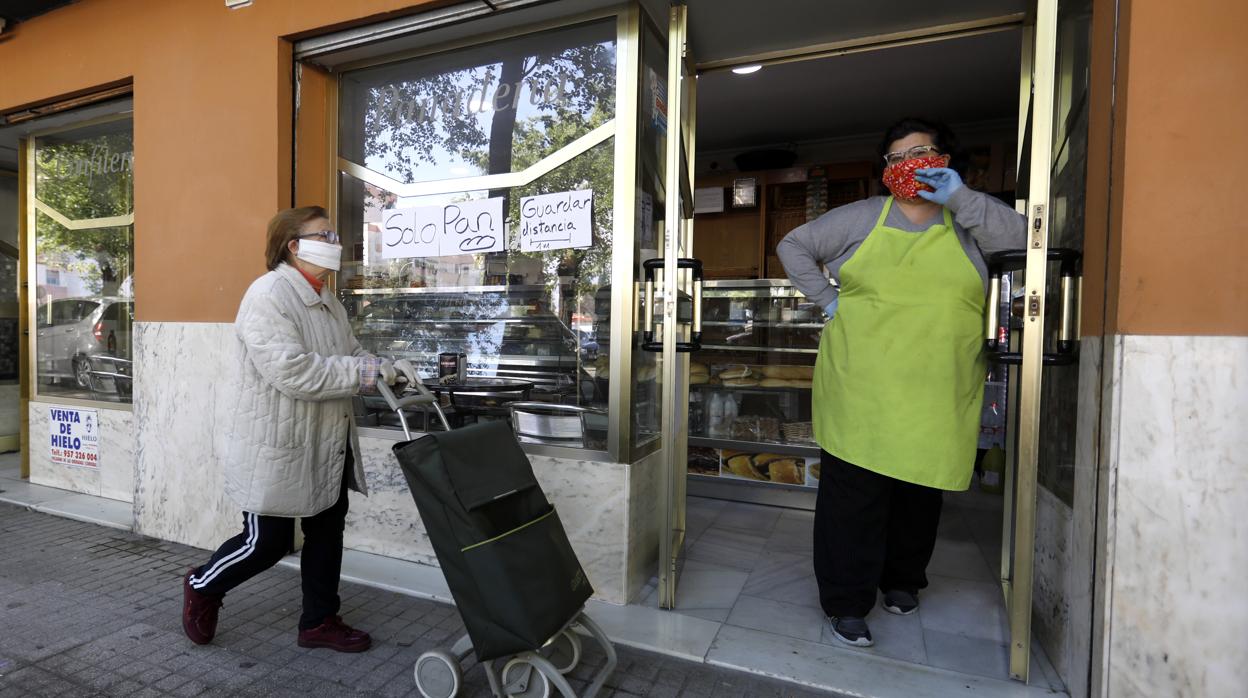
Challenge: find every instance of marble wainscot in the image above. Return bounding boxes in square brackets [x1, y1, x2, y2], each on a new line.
[348, 431, 664, 606]
[133, 322, 242, 548]
[1103, 335, 1248, 697]
[134, 321, 661, 606]
[29, 401, 135, 503]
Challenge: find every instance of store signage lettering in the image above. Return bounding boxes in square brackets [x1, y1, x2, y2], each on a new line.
[383, 71, 578, 125]
[49, 406, 100, 469]
[38, 144, 134, 184]
[381, 197, 507, 258]
[519, 189, 593, 252]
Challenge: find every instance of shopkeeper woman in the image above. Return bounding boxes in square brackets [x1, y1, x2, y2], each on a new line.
[777, 118, 1025, 647]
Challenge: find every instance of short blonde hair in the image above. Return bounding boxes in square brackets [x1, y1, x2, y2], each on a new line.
[265, 206, 328, 271]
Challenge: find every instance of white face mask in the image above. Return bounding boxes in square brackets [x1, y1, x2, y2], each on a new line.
[294, 239, 342, 272]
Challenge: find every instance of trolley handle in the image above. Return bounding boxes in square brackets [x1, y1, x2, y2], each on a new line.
[375, 378, 452, 438]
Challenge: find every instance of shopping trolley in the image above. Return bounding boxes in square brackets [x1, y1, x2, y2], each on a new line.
[377, 379, 617, 698]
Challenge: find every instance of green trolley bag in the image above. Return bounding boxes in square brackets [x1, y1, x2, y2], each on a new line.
[392, 420, 593, 662]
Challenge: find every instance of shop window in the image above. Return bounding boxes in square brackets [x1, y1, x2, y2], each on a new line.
[31, 116, 134, 404]
[337, 20, 617, 448]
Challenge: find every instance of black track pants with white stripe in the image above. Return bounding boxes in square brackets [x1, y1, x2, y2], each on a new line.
[189, 456, 352, 631]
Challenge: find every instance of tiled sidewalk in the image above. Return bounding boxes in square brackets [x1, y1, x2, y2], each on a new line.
[0, 502, 836, 697]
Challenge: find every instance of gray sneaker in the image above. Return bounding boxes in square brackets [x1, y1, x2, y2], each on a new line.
[882, 589, 919, 616]
[827, 616, 874, 647]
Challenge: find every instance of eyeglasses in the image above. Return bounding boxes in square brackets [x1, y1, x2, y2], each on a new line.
[883, 145, 941, 167]
[299, 230, 340, 244]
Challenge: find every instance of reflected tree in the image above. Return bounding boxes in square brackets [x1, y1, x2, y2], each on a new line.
[362, 40, 615, 183]
[34, 132, 133, 297]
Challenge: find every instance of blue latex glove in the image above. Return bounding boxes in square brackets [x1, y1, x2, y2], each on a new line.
[823, 298, 838, 320]
[915, 167, 964, 205]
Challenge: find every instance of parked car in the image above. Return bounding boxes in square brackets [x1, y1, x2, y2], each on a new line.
[35, 297, 133, 389]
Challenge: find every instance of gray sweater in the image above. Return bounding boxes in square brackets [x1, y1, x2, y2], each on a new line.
[776, 188, 1028, 307]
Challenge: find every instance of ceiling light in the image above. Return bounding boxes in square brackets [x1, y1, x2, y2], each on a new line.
[732, 65, 762, 75]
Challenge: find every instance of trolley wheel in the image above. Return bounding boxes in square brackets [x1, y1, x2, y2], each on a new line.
[541, 630, 582, 675]
[414, 650, 462, 698]
[501, 657, 552, 698]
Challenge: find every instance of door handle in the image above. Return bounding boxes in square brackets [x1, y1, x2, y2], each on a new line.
[641, 257, 703, 353]
[985, 248, 1081, 366]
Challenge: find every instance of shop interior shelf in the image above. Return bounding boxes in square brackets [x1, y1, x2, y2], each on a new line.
[697, 344, 819, 354]
[374, 317, 566, 325]
[339, 283, 573, 295]
[384, 350, 580, 367]
[689, 382, 812, 393]
[700, 320, 826, 329]
[689, 435, 820, 457]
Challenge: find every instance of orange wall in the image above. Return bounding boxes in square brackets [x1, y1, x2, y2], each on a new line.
[4, 0, 1245, 333]
[0, 0, 443, 322]
[1112, 0, 1248, 336]
[1080, 0, 1122, 339]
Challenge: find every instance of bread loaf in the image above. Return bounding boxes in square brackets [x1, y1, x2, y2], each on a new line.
[721, 377, 760, 388]
[718, 365, 752, 380]
[722, 452, 805, 484]
[759, 378, 814, 388]
[763, 458, 804, 484]
[724, 453, 766, 480]
[760, 365, 815, 380]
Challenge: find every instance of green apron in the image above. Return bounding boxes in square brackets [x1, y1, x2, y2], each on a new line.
[813, 197, 987, 491]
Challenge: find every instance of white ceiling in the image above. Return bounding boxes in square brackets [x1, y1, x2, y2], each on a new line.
[683, 0, 1028, 64]
[694, 27, 1023, 152]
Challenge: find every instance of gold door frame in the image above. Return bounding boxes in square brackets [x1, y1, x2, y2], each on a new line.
[1007, 0, 1062, 682]
[657, 2, 695, 610]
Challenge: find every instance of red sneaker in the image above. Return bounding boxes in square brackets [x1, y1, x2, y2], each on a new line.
[182, 569, 224, 645]
[297, 615, 372, 653]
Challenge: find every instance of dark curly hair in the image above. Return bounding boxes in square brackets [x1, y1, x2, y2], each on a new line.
[876, 117, 964, 178]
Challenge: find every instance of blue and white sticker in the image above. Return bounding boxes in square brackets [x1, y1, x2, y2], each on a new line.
[49, 406, 100, 469]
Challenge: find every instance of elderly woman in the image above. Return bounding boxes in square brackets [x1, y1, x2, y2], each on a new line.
[181, 206, 417, 652]
[778, 118, 1025, 647]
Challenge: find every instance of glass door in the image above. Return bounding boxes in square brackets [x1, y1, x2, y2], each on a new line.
[999, 0, 1096, 683]
[654, 2, 700, 609]
[0, 170, 18, 456]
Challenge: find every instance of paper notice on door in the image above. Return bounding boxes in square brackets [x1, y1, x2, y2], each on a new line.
[381, 197, 506, 258]
[519, 190, 593, 252]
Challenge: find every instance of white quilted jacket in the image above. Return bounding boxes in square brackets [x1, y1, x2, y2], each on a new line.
[221, 263, 370, 516]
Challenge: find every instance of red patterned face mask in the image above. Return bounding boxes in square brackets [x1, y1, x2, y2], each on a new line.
[882, 155, 950, 201]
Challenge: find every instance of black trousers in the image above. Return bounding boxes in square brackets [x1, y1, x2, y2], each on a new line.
[189, 453, 353, 631]
[814, 450, 943, 618]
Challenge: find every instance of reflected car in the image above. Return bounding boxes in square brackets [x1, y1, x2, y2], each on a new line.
[35, 297, 133, 389]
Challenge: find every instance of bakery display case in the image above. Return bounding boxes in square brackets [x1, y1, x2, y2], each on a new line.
[686, 279, 828, 498]
[340, 285, 605, 436]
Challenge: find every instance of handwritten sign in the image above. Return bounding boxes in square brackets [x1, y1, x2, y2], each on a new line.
[519, 190, 593, 252]
[637, 191, 655, 247]
[49, 406, 99, 469]
[381, 197, 506, 258]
